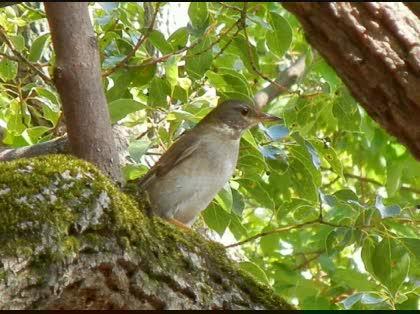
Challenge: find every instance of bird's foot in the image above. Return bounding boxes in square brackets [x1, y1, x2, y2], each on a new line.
[167, 218, 191, 230]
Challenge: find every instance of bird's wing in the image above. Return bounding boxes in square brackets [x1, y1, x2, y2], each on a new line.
[138, 132, 201, 190]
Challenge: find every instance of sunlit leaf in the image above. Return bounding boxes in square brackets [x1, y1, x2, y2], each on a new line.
[239, 261, 270, 286]
[0, 59, 18, 81]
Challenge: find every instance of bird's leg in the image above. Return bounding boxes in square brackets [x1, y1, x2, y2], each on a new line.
[167, 218, 191, 230]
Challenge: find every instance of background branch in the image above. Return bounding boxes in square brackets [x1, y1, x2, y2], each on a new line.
[253, 55, 306, 109]
[0, 26, 52, 84]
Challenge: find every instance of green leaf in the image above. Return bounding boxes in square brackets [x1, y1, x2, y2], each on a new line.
[21, 126, 50, 145]
[185, 37, 212, 80]
[231, 188, 245, 216]
[214, 183, 232, 213]
[289, 133, 322, 187]
[301, 296, 333, 310]
[128, 139, 151, 163]
[202, 202, 231, 236]
[260, 226, 280, 255]
[0, 59, 18, 81]
[266, 13, 292, 58]
[333, 268, 377, 291]
[168, 27, 189, 51]
[325, 227, 352, 256]
[311, 58, 340, 92]
[371, 238, 410, 295]
[386, 161, 403, 196]
[35, 87, 59, 105]
[206, 69, 251, 102]
[311, 139, 344, 179]
[188, 2, 209, 31]
[288, 158, 318, 203]
[148, 30, 173, 55]
[228, 213, 248, 239]
[108, 98, 145, 123]
[332, 88, 361, 132]
[28, 33, 50, 62]
[122, 164, 149, 181]
[231, 35, 260, 72]
[10, 34, 25, 52]
[399, 238, 420, 260]
[239, 261, 270, 286]
[129, 63, 157, 87]
[164, 55, 179, 91]
[147, 77, 171, 108]
[238, 178, 275, 209]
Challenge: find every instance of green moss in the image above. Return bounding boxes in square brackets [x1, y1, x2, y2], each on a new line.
[0, 154, 291, 309]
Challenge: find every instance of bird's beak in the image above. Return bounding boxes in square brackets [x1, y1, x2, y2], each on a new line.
[255, 112, 283, 123]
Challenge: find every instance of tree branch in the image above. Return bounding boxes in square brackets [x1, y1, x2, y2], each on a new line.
[45, 2, 122, 183]
[253, 55, 306, 109]
[0, 26, 53, 84]
[283, 3, 420, 160]
[0, 136, 68, 161]
[225, 219, 321, 248]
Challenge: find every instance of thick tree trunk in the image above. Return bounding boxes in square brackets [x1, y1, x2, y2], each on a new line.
[283, 2, 420, 160]
[44, 3, 122, 182]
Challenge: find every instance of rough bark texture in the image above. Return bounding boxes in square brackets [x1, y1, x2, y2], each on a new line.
[283, 2, 420, 160]
[44, 3, 122, 182]
[0, 155, 291, 310]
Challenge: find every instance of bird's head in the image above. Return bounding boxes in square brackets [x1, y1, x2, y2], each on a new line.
[199, 100, 281, 137]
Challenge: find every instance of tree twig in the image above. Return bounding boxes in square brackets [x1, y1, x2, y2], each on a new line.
[225, 219, 320, 248]
[0, 26, 52, 84]
[322, 167, 420, 194]
[126, 18, 240, 69]
[292, 251, 324, 271]
[102, 3, 161, 77]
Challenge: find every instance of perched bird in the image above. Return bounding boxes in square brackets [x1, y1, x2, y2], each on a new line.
[138, 100, 281, 228]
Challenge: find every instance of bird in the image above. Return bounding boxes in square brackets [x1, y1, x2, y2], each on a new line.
[138, 99, 281, 228]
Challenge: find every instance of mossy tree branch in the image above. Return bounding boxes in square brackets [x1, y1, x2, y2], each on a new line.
[0, 155, 292, 310]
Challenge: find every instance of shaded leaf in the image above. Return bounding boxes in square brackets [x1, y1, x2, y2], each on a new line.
[147, 77, 171, 107]
[371, 238, 410, 295]
[108, 98, 145, 123]
[202, 202, 231, 236]
[28, 33, 50, 62]
[185, 37, 212, 80]
[128, 139, 151, 163]
[266, 13, 292, 58]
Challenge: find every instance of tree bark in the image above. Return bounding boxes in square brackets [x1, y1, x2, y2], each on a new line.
[0, 155, 291, 310]
[44, 3, 122, 182]
[283, 2, 420, 160]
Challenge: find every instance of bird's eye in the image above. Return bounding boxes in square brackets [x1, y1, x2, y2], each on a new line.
[240, 107, 249, 116]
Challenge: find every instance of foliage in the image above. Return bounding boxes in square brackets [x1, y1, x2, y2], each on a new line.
[0, 2, 418, 310]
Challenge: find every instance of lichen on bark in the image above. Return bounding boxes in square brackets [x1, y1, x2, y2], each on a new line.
[0, 154, 291, 310]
